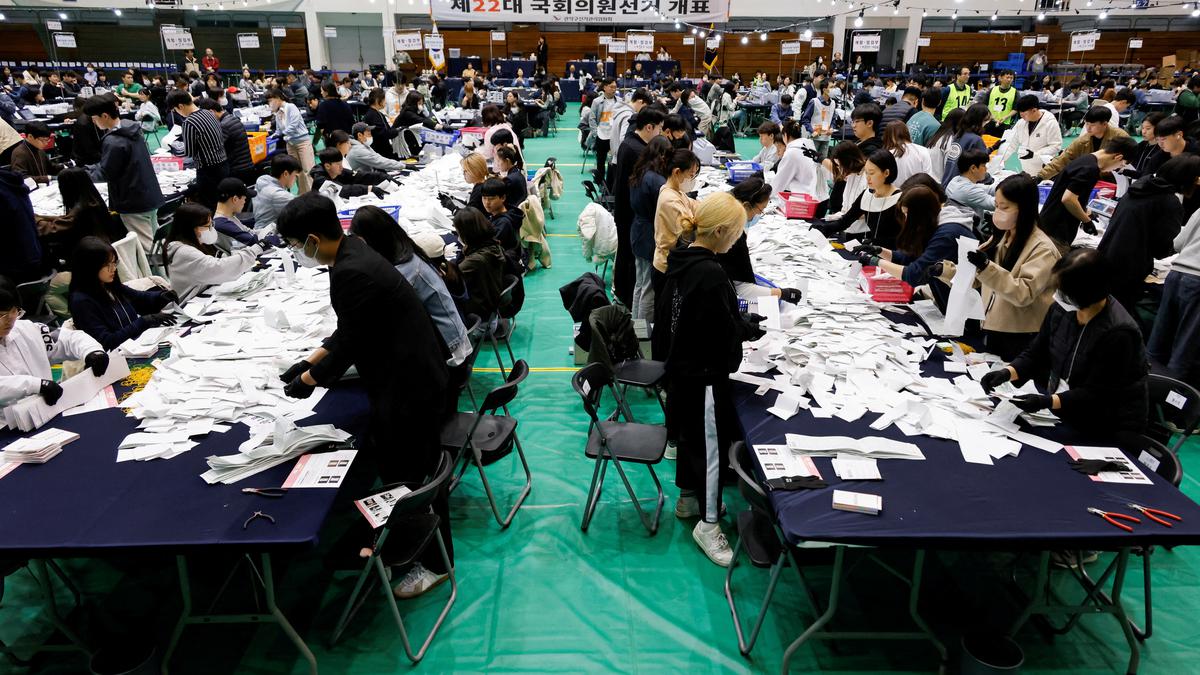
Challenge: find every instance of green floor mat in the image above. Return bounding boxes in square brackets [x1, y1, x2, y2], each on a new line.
[5, 105, 1199, 675]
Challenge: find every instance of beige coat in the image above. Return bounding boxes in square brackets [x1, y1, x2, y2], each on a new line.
[975, 227, 1061, 334]
[653, 185, 697, 273]
[1037, 125, 1128, 181]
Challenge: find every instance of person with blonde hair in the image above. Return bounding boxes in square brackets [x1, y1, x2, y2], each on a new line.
[460, 152, 491, 212]
[651, 191, 766, 568]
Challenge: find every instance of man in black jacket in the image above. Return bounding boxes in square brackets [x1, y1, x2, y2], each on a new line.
[83, 93, 165, 254]
[612, 107, 665, 307]
[196, 97, 255, 184]
[310, 147, 386, 197]
[980, 248, 1149, 443]
[277, 191, 453, 598]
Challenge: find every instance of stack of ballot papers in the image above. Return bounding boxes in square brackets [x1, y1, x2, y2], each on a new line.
[2, 354, 130, 432]
[0, 428, 79, 464]
[832, 490, 882, 515]
[786, 434, 926, 460]
[201, 418, 352, 484]
[730, 215, 1063, 464]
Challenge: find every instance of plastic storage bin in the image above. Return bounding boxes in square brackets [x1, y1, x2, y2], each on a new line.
[859, 266, 915, 303]
[777, 191, 819, 219]
[725, 161, 762, 184]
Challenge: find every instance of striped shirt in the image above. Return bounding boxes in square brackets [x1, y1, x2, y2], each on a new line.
[181, 108, 228, 168]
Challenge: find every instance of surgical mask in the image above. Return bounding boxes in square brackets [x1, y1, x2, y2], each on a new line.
[218, 98, 227, 107]
[293, 236, 321, 268]
[198, 227, 218, 245]
[680, 177, 697, 193]
[992, 208, 1016, 231]
[746, 214, 762, 229]
[1053, 290, 1080, 312]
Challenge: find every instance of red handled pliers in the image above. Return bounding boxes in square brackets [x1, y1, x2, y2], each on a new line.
[1088, 507, 1140, 532]
[1127, 503, 1182, 528]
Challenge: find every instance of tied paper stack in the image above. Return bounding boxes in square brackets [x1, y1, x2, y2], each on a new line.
[0, 428, 79, 464]
[202, 418, 352, 484]
[733, 215, 1062, 466]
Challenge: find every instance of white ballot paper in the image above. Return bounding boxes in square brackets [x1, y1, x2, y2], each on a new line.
[1065, 445, 1153, 485]
[355, 485, 413, 529]
[832, 455, 882, 480]
[752, 444, 820, 479]
[282, 448, 357, 488]
[942, 236, 986, 336]
[3, 354, 130, 432]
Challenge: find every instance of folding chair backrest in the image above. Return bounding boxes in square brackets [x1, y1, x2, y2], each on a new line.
[1134, 434, 1183, 487]
[383, 450, 454, 525]
[728, 441, 773, 516]
[571, 362, 615, 425]
[113, 231, 152, 283]
[586, 305, 641, 372]
[1147, 374, 1200, 450]
[480, 358, 528, 413]
[16, 275, 53, 322]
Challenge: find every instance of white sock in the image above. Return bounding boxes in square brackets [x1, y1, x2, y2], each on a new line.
[697, 521, 720, 534]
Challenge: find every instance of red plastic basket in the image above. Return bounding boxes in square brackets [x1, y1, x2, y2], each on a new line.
[777, 191, 819, 219]
[859, 266, 914, 303]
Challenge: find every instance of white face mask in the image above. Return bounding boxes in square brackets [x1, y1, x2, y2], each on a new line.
[1053, 290, 1080, 312]
[992, 207, 1016, 231]
[680, 177, 697, 193]
[293, 236, 321, 268]
[198, 227, 218, 245]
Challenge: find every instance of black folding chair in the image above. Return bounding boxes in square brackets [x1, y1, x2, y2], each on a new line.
[486, 276, 520, 378]
[1147, 374, 1200, 454]
[458, 314, 487, 410]
[328, 450, 455, 663]
[16, 275, 55, 327]
[587, 305, 666, 423]
[440, 360, 532, 528]
[572, 363, 665, 535]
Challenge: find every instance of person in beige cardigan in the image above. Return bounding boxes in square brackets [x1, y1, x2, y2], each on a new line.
[651, 149, 701, 288]
[937, 174, 1060, 359]
[1037, 106, 1128, 181]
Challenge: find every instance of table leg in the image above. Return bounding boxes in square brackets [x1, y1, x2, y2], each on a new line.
[30, 559, 90, 654]
[1107, 549, 1140, 675]
[161, 555, 192, 675]
[780, 546, 844, 674]
[908, 550, 948, 665]
[261, 553, 318, 675]
[1008, 551, 1050, 636]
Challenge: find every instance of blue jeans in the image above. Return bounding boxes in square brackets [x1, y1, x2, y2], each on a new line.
[1148, 270, 1200, 385]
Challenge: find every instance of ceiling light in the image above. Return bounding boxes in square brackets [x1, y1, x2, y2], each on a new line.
[0, 13, 6, 20]
[760, 31, 768, 40]
[698, 30, 706, 37]
[740, 35, 748, 44]
[1037, 11, 1045, 19]
[1193, 5, 1200, 15]
[674, 20, 680, 28]
[691, 27, 697, 34]
[855, 13, 864, 26]
[893, 5, 899, 13]
[1099, 9, 1107, 18]
[113, 8, 122, 15]
[922, 8, 927, 15]
[990, 12, 997, 19]
[804, 28, 813, 39]
[58, 11, 68, 19]
[952, 10, 958, 18]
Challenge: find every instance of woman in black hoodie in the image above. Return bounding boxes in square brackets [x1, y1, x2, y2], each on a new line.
[652, 191, 761, 569]
[1097, 154, 1200, 324]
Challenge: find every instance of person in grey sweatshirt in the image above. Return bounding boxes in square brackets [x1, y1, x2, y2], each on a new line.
[347, 122, 406, 172]
[253, 154, 302, 228]
[942, 149, 995, 227]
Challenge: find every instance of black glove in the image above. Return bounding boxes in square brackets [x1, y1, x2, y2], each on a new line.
[84, 351, 109, 377]
[927, 262, 944, 280]
[263, 234, 284, 248]
[1020, 149, 1034, 160]
[39, 379, 63, 405]
[966, 248, 989, 271]
[280, 360, 311, 383]
[765, 475, 828, 491]
[979, 368, 1011, 393]
[744, 323, 767, 342]
[283, 375, 315, 399]
[851, 244, 883, 256]
[1080, 220, 1098, 236]
[779, 287, 803, 304]
[744, 312, 766, 325]
[144, 312, 178, 327]
[1011, 393, 1053, 413]
[159, 289, 180, 305]
[857, 252, 880, 267]
[1068, 458, 1131, 475]
[371, 187, 386, 199]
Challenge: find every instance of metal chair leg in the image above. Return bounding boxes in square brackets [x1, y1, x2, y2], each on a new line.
[725, 542, 788, 656]
[489, 333, 508, 378]
[376, 533, 456, 665]
[608, 452, 660, 535]
[580, 456, 608, 532]
[471, 434, 532, 529]
[329, 547, 381, 647]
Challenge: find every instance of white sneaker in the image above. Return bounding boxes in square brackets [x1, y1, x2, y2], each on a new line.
[392, 563, 449, 599]
[693, 521, 734, 567]
[675, 496, 726, 519]
[664, 440, 677, 460]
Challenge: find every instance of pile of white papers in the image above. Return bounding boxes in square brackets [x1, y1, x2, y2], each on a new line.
[29, 170, 196, 217]
[201, 418, 352, 485]
[786, 434, 926, 460]
[0, 428, 79, 464]
[3, 355, 130, 432]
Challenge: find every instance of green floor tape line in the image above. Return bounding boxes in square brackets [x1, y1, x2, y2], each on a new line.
[5, 106, 1200, 675]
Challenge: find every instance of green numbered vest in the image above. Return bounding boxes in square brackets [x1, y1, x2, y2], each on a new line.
[988, 86, 1017, 126]
[940, 83, 972, 120]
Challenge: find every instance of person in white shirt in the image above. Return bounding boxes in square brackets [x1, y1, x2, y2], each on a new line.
[751, 121, 781, 168]
[589, 78, 621, 183]
[882, 121, 933, 185]
[1011, 94, 1062, 175]
[164, 202, 266, 299]
[0, 275, 109, 408]
[769, 120, 829, 204]
[134, 88, 161, 134]
[942, 149, 996, 227]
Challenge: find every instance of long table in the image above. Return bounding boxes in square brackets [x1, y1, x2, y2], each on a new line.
[735, 306, 1200, 674]
[0, 358, 370, 673]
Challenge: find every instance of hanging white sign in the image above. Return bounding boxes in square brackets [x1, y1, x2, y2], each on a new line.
[1070, 31, 1099, 52]
[811, 37, 825, 48]
[271, 27, 287, 38]
[161, 27, 194, 50]
[626, 33, 654, 52]
[1021, 36, 1037, 47]
[237, 33, 260, 49]
[47, 20, 62, 31]
[682, 36, 695, 45]
[1036, 34, 1050, 44]
[324, 27, 338, 38]
[433, 0, 729, 24]
[852, 32, 881, 53]
[491, 31, 506, 41]
[599, 35, 613, 45]
[609, 40, 628, 54]
[394, 32, 423, 50]
[53, 33, 76, 49]
[917, 36, 931, 47]
[424, 34, 444, 50]
[705, 37, 720, 50]
[1129, 38, 1144, 49]
[781, 41, 801, 56]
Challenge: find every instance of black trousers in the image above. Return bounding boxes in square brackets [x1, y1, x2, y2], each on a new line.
[194, 162, 230, 212]
[613, 218, 634, 307]
[668, 378, 738, 524]
[594, 141, 609, 185]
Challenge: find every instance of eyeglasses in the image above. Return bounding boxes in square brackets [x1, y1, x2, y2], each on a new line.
[0, 308, 26, 323]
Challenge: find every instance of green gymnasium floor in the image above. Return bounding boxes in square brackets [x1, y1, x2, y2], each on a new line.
[5, 107, 1200, 674]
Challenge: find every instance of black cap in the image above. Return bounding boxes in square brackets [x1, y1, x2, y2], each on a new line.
[217, 177, 255, 201]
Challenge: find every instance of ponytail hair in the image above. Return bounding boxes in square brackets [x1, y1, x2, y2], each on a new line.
[686, 191, 747, 242]
[780, 119, 804, 141]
